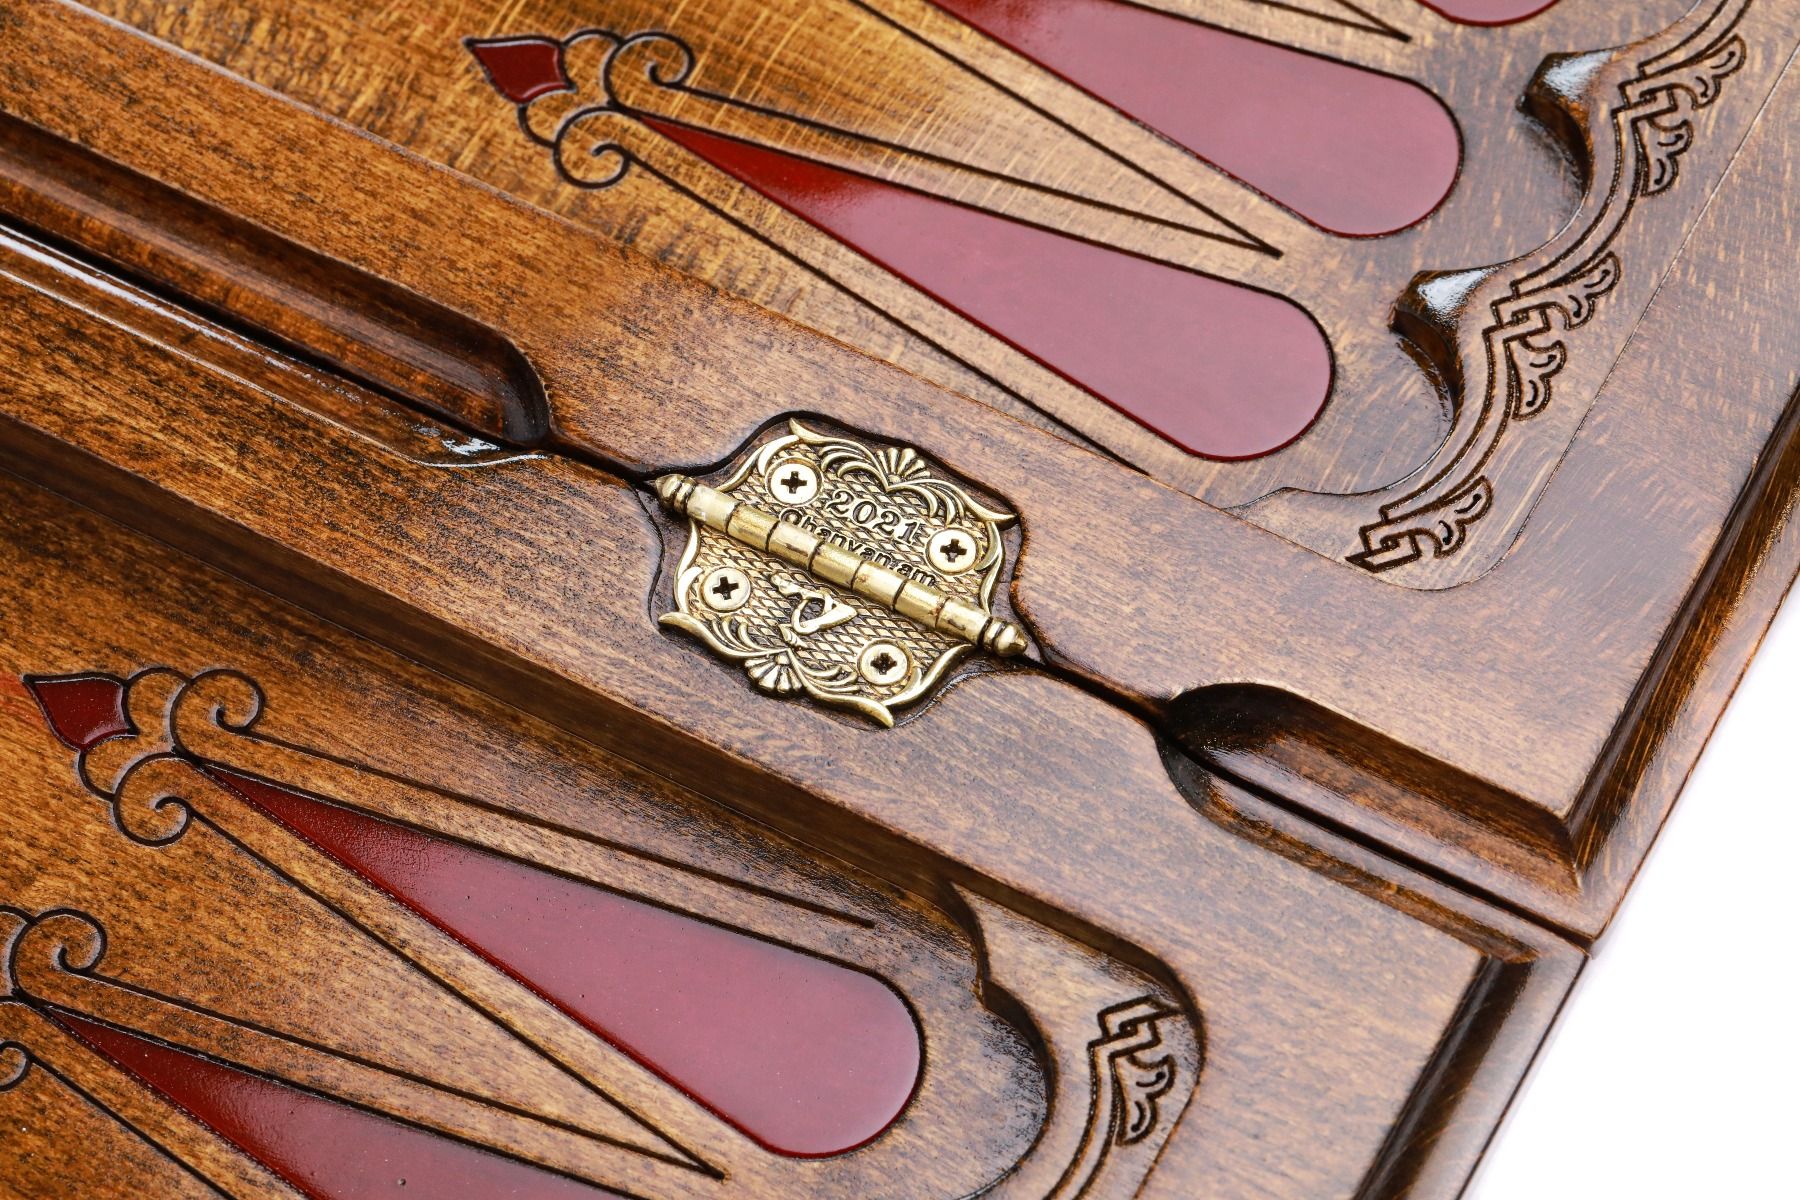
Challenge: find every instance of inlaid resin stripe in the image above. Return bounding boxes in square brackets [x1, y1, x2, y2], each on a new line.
[206, 769, 922, 1158]
[645, 118, 1333, 461]
[930, 0, 1462, 236]
[52, 1010, 619, 1199]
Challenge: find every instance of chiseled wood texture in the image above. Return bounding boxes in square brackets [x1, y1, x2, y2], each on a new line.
[0, 473, 1578, 1198]
[49, 0, 1775, 583]
[0, 0, 1794, 934]
[55, 0, 1705, 512]
[0, 0, 1794, 1195]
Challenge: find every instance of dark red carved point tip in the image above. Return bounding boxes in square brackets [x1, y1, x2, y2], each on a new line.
[23, 674, 130, 749]
[466, 36, 572, 104]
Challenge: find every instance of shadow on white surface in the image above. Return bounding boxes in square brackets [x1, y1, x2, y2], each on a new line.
[1469, 591, 1800, 1197]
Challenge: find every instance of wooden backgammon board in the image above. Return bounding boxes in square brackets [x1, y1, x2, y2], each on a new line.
[0, 0, 1795, 1195]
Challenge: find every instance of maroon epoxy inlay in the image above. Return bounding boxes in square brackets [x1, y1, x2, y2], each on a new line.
[24, 674, 130, 749]
[467, 37, 572, 103]
[1414, 0, 1561, 25]
[648, 118, 1332, 460]
[206, 769, 921, 1158]
[52, 1011, 617, 1199]
[931, 0, 1461, 236]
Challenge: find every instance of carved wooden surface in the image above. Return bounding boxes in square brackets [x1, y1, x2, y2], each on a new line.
[0, 0, 1794, 1195]
[0, 474, 1576, 1197]
[62, 0, 1781, 584]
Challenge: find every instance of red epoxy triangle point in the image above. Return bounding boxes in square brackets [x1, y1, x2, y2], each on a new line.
[208, 769, 921, 1158]
[53, 1010, 618, 1199]
[648, 118, 1332, 460]
[24, 674, 130, 749]
[932, 0, 1461, 236]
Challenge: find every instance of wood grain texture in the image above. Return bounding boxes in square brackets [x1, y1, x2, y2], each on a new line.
[0, 0, 1795, 1194]
[0, 0, 1794, 934]
[0, 473, 1578, 1198]
[59, 0, 1776, 571]
[64, 0, 1707, 512]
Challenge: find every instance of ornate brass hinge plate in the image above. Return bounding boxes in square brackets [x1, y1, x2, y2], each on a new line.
[655, 422, 1025, 725]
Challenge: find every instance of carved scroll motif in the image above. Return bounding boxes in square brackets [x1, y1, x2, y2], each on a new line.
[23, 666, 1204, 1197]
[0, 908, 104, 1099]
[466, 23, 1260, 252]
[0, 910, 35, 1093]
[1351, 0, 1751, 572]
[1048, 998, 1182, 1198]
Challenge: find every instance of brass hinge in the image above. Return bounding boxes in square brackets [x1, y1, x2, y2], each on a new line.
[654, 421, 1024, 725]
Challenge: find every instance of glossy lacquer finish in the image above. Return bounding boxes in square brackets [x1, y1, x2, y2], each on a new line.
[24, 674, 130, 750]
[645, 118, 1333, 461]
[465, 37, 570, 104]
[208, 769, 922, 1159]
[929, 0, 1461, 236]
[54, 1011, 617, 1199]
[1, 0, 1795, 1195]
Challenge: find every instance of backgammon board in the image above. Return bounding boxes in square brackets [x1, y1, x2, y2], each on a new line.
[0, 0, 1794, 1196]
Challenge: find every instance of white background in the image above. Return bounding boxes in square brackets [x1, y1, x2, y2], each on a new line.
[1469, 591, 1800, 1197]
